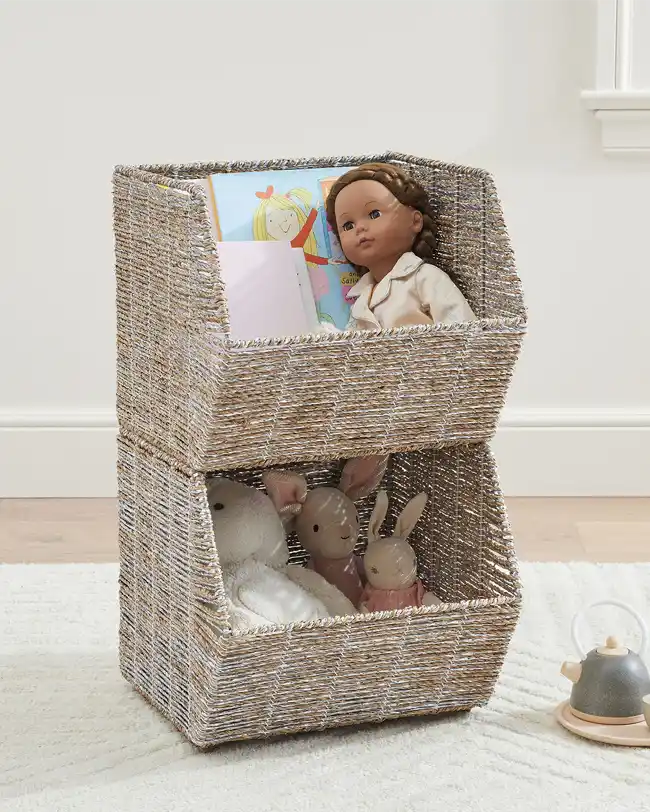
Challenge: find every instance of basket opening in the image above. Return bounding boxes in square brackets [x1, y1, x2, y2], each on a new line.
[206, 445, 518, 608]
[185, 157, 524, 326]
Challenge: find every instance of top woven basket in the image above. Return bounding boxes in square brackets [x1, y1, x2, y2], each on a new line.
[112, 152, 526, 473]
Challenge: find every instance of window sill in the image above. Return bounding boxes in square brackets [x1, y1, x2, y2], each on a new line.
[581, 90, 650, 154]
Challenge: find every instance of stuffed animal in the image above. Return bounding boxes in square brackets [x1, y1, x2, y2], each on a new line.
[207, 477, 358, 632]
[262, 455, 388, 606]
[358, 490, 442, 613]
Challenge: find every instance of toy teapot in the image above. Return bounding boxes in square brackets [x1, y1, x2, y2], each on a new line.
[561, 599, 650, 725]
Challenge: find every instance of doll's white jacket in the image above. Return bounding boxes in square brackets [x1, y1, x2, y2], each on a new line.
[346, 251, 476, 331]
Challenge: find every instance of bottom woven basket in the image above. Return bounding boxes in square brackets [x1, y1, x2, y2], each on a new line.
[117, 436, 522, 748]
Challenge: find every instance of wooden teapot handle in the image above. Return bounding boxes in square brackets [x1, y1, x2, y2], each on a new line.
[572, 599, 648, 659]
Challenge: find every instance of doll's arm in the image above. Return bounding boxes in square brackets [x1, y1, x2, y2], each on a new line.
[416, 265, 476, 325]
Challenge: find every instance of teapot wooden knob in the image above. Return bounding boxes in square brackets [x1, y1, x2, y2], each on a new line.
[597, 635, 629, 656]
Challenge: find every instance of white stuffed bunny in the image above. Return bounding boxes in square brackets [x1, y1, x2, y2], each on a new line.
[358, 490, 442, 614]
[207, 477, 358, 632]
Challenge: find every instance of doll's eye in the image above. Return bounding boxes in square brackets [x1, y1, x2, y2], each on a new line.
[213, 502, 225, 511]
[341, 221, 354, 232]
[370, 566, 379, 574]
[369, 209, 381, 219]
[313, 524, 319, 532]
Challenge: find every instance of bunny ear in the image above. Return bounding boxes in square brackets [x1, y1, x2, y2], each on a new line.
[262, 470, 308, 524]
[339, 454, 389, 501]
[367, 490, 389, 544]
[394, 492, 428, 540]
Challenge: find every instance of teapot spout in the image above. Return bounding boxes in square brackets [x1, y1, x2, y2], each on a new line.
[561, 660, 582, 683]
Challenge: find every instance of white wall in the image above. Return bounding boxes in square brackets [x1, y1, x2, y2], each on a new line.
[1, 0, 648, 497]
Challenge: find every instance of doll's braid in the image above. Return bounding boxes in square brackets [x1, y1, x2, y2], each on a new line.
[325, 162, 437, 264]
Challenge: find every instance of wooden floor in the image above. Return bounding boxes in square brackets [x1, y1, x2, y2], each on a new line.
[0, 498, 648, 564]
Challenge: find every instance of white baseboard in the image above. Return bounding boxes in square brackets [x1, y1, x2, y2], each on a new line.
[0, 411, 118, 498]
[493, 425, 650, 497]
[0, 409, 648, 497]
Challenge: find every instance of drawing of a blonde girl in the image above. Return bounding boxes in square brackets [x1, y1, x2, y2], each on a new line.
[252, 186, 328, 265]
[253, 184, 335, 306]
[252, 184, 356, 330]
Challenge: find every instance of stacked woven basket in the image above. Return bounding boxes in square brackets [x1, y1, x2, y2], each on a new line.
[112, 151, 526, 748]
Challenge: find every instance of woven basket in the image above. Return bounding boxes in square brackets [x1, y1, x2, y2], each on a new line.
[112, 152, 526, 473]
[117, 435, 521, 748]
[113, 152, 525, 747]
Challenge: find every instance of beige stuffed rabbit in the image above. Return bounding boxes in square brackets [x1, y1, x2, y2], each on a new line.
[359, 490, 442, 613]
[263, 455, 388, 606]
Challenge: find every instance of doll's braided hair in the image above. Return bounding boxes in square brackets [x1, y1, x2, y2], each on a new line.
[325, 162, 437, 272]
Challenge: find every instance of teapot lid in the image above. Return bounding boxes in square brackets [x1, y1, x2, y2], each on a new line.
[596, 636, 629, 656]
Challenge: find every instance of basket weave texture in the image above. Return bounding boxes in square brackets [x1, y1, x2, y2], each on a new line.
[113, 152, 525, 747]
[113, 152, 526, 473]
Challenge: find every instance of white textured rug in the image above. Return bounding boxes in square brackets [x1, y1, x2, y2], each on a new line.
[2, 562, 650, 811]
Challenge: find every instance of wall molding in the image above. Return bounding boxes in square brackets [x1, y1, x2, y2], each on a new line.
[0, 410, 117, 429]
[1, 408, 648, 498]
[493, 408, 650, 497]
[2, 407, 648, 431]
[0, 411, 117, 499]
[501, 407, 650, 428]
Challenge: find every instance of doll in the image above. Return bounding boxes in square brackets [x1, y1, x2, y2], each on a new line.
[358, 490, 441, 613]
[263, 455, 388, 606]
[325, 162, 476, 331]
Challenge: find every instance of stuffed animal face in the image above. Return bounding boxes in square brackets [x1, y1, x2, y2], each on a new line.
[364, 538, 418, 590]
[364, 488, 428, 590]
[293, 487, 360, 559]
[206, 477, 289, 568]
[262, 456, 387, 562]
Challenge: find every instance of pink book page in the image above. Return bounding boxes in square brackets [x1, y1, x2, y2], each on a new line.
[216, 241, 312, 340]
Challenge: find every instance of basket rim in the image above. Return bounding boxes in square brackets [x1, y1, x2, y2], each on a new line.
[220, 591, 523, 641]
[113, 150, 494, 192]
[211, 315, 527, 351]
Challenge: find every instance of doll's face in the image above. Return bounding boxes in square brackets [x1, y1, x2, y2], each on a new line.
[266, 206, 300, 241]
[333, 179, 423, 271]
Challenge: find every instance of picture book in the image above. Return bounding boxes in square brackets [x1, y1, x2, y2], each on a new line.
[216, 241, 320, 340]
[204, 166, 361, 331]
